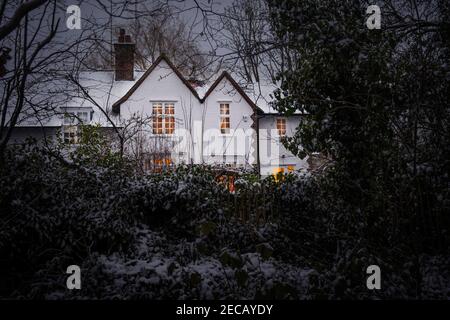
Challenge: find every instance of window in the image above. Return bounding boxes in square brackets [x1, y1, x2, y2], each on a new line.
[153, 102, 175, 134]
[63, 126, 80, 144]
[273, 167, 285, 182]
[63, 110, 89, 144]
[276, 118, 286, 136]
[153, 158, 172, 172]
[220, 103, 230, 134]
[142, 156, 172, 172]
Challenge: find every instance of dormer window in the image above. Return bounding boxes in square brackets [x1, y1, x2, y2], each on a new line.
[220, 103, 230, 134]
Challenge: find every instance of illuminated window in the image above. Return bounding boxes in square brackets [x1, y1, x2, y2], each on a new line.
[220, 103, 230, 134]
[273, 167, 285, 175]
[152, 102, 175, 134]
[153, 157, 172, 172]
[165, 103, 175, 134]
[152, 103, 163, 134]
[272, 167, 285, 182]
[276, 118, 286, 136]
[288, 165, 295, 172]
[143, 157, 172, 172]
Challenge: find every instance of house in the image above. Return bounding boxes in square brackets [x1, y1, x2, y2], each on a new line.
[7, 30, 308, 176]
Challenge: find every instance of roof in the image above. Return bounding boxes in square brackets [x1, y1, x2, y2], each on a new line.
[201, 71, 265, 114]
[66, 55, 302, 116]
[111, 54, 268, 115]
[67, 70, 145, 110]
[112, 54, 201, 113]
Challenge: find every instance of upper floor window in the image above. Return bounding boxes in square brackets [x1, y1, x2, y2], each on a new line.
[276, 118, 286, 136]
[152, 102, 175, 134]
[64, 111, 89, 125]
[220, 103, 230, 134]
[63, 110, 90, 144]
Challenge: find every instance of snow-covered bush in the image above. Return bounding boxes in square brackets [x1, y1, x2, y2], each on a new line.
[1, 144, 448, 299]
[0, 144, 138, 296]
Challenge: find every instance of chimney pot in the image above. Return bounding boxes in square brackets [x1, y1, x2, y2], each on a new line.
[114, 29, 135, 81]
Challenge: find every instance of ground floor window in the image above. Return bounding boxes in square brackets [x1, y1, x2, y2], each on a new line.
[62, 110, 90, 144]
[143, 156, 173, 172]
[272, 165, 296, 181]
[63, 125, 81, 144]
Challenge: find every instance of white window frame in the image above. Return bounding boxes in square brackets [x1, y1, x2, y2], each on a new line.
[62, 109, 91, 144]
[276, 117, 287, 137]
[152, 102, 175, 135]
[219, 103, 230, 135]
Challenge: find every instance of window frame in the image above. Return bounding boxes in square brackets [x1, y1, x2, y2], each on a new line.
[219, 103, 230, 135]
[276, 117, 287, 137]
[152, 102, 176, 135]
[62, 109, 90, 145]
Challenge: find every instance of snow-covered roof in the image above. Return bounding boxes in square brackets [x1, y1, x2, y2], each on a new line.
[66, 56, 300, 116]
[65, 70, 145, 110]
[192, 73, 296, 115]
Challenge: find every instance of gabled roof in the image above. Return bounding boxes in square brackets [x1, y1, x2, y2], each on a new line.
[112, 54, 264, 114]
[202, 71, 264, 114]
[112, 54, 202, 113]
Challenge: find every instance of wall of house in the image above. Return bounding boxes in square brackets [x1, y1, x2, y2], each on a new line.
[6, 58, 306, 176]
[7, 127, 59, 145]
[258, 115, 309, 176]
[118, 59, 202, 164]
[118, 61, 258, 169]
[202, 77, 257, 169]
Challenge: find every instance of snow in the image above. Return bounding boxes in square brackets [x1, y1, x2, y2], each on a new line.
[192, 75, 299, 114]
[66, 71, 146, 110]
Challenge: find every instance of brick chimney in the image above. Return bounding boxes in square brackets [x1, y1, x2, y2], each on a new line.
[114, 29, 135, 81]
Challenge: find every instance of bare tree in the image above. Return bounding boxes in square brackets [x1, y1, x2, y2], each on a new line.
[0, 0, 172, 157]
[0, 0, 61, 155]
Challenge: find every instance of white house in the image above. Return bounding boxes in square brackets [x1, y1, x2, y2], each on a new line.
[7, 30, 308, 176]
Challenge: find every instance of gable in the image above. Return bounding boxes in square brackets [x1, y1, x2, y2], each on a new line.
[111, 54, 265, 116]
[202, 72, 264, 115]
[112, 55, 201, 113]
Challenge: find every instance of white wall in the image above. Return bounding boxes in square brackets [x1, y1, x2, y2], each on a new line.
[258, 115, 308, 176]
[118, 60, 202, 164]
[202, 77, 257, 168]
[7, 59, 307, 176]
[118, 62, 258, 169]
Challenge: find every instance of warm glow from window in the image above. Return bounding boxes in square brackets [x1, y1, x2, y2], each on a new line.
[276, 118, 286, 136]
[273, 167, 285, 182]
[153, 102, 175, 134]
[153, 158, 172, 172]
[220, 103, 230, 134]
[143, 157, 172, 172]
[273, 167, 285, 175]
